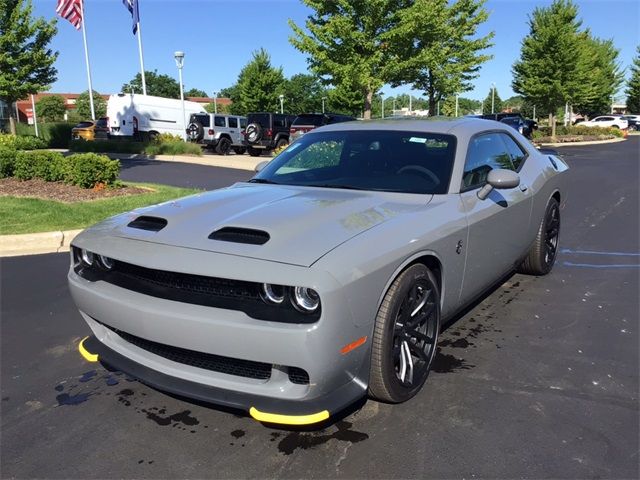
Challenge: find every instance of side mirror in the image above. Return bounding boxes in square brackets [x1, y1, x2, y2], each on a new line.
[254, 160, 269, 173]
[477, 169, 520, 200]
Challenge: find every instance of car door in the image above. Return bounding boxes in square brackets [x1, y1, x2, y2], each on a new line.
[459, 132, 533, 303]
[227, 116, 239, 144]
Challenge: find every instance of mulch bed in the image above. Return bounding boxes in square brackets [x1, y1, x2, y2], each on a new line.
[0, 178, 150, 203]
[534, 134, 618, 144]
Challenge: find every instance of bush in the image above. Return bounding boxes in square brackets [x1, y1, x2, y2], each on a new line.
[0, 133, 47, 150]
[144, 140, 202, 156]
[0, 147, 16, 178]
[14, 151, 66, 181]
[533, 125, 625, 139]
[69, 139, 146, 154]
[153, 132, 184, 144]
[15, 122, 75, 148]
[65, 153, 120, 188]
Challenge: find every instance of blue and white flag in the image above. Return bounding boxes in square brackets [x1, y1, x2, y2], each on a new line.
[122, 0, 140, 34]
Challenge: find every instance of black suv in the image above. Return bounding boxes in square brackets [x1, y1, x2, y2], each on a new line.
[290, 113, 356, 142]
[477, 113, 538, 139]
[243, 113, 297, 157]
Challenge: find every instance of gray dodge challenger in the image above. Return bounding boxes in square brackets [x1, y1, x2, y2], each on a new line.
[70, 118, 568, 425]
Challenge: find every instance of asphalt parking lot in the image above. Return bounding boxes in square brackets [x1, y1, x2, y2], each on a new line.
[1, 137, 638, 479]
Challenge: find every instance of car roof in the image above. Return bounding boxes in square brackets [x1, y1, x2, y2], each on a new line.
[316, 117, 509, 137]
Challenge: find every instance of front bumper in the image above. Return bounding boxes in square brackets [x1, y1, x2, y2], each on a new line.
[79, 335, 363, 424]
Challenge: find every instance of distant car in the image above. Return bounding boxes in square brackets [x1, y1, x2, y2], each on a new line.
[242, 113, 297, 156]
[187, 113, 247, 155]
[71, 118, 109, 141]
[290, 113, 356, 142]
[70, 118, 568, 426]
[621, 115, 640, 131]
[476, 113, 538, 139]
[579, 115, 628, 129]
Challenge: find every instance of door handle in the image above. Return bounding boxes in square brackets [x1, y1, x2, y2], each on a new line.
[519, 184, 528, 192]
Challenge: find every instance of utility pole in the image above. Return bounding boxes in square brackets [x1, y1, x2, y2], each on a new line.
[174, 51, 186, 140]
[491, 82, 496, 114]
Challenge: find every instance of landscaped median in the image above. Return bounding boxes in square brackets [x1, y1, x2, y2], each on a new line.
[0, 147, 199, 256]
[533, 125, 626, 144]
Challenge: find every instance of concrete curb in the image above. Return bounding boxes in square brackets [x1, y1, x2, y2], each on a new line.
[0, 229, 82, 257]
[102, 152, 263, 171]
[539, 137, 627, 147]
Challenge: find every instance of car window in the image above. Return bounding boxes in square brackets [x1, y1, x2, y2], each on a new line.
[191, 114, 210, 127]
[240, 118, 247, 128]
[214, 116, 226, 127]
[248, 114, 270, 127]
[95, 118, 108, 128]
[228, 117, 238, 128]
[254, 130, 457, 195]
[273, 117, 286, 128]
[293, 115, 325, 127]
[462, 133, 515, 190]
[500, 133, 527, 170]
[75, 122, 93, 128]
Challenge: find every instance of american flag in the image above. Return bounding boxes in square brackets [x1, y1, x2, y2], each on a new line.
[122, 0, 140, 34]
[56, 0, 82, 30]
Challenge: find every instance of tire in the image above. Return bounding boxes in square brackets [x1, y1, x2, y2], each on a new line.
[275, 138, 289, 150]
[186, 121, 204, 142]
[518, 197, 560, 275]
[245, 123, 263, 144]
[215, 137, 232, 155]
[247, 147, 262, 157]
[368, 264, 440, 403]
[148, 131, 159, 142]
[233, 147, 246, 155]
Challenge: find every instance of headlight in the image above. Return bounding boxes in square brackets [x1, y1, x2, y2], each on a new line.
[292, 287, 320, 313]
[81, 249, 94, 266]
[98, 255, 114, 270]
[261, 283, 285, 304]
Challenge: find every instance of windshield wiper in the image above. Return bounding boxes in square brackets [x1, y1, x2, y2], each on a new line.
[308, 183, 368, 191]
[247, 178, 280, 185]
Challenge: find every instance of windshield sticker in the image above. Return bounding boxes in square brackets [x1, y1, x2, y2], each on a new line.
[409, 137, 427, 143]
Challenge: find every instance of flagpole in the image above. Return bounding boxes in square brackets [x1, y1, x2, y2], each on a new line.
[79, 0, 95, 120]
[136, 20, 147, 95]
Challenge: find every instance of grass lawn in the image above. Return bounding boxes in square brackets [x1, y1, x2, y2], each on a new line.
[0, 182, 201, 235]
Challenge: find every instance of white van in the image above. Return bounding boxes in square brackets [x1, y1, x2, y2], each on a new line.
[106, 93, 206, 139]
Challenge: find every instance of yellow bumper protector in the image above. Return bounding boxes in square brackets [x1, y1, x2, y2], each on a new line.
[249, 407, 329, 425]
[78, 336, 99, 362]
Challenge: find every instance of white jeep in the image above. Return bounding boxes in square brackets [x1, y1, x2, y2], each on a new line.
[187, 113, 247, 155]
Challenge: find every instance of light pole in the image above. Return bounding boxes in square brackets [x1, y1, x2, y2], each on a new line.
[491, 82, 496, 114]
[455, 94, 459, 117]
[279, 94, 284, 114]
[212, 90, 218, 114]
[381, 94, 385, 118]
[393, 97, 396, 115]
[321, 96, 327, 113]
[174, 51, 186, 140]
[409, 94, 412, 114]
[437, 100, 440, 116]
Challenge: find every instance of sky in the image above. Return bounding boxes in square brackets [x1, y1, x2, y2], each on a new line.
[32, 0, 640, 102]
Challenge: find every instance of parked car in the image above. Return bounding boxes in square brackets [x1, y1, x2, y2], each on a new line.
[242, 112, 297, 156]
[186, 113, 247, 155]
[70, 118, 568, 426]
[477, 113, 538, 138]
[71, 117, 109, 141]
[106, 93, 206, 140]
[621, 114, 640, 131]
[290, 113, 356, 142]
[579, 115, 628, 129]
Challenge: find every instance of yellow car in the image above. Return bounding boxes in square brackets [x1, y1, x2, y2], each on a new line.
[71, 118, 109, 141]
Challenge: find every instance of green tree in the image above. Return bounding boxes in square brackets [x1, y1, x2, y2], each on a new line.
[290, 0, 414, 119]
[204, 101, 231, 114]
[482, 88, 503, 114]
[122, 70, 180, 98]
[389, 0, 493, 116]
[572, 36, 623, 117]
[442, 96, 481, 116]
[75, 90, 106, 119]
[219, 85, 238, 99]
[230, 49, 285, 115]
[0, 0, 58, 134]
[282, 74, 326, 114]
[185, 88, 207, 97]
[626, 46, 640, 113]
[327, 76, 365, 117]
[36, 94, 65, 122]
[512, 0, 591, 136]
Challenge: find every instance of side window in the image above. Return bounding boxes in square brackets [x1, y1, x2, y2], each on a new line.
[273, 117, 285, 128]
[500, 133, 527, 170]
[240, 118, 247, 128]
[462, 133, 515, 190]
[274, 139, 344, 174]
[214, 116, 226, 127]
[228, 117, 238, 128]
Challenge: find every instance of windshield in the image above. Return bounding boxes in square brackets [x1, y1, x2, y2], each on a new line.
[248, 113, 270, 127]
[75, 122, 93, 128]
[253, 130, 456, 194]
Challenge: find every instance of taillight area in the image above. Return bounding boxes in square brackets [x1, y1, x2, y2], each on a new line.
[265, 129, 273, 138]
[290, 128, 297, 134]
[208, 129, 214, 135]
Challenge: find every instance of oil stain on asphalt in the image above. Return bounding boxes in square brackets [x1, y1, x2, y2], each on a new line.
[271, 421, 369, 456]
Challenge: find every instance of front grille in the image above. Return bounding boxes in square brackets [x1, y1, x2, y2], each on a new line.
[288, 367, 310, 385]
[107, 324, 272, 380]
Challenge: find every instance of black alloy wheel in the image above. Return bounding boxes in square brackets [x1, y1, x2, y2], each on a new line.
[215, 137, 232, 155]
[544, 200, 560, 269]
[518, 197, 561, 275]
[369, 264, 440, 403]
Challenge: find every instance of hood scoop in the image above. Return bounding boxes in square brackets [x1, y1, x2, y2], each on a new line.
[127, 216, 168, 232]
[209, 227, 270, 245]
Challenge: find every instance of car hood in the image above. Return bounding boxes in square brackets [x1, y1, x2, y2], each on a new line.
[101, 183, 430, 267]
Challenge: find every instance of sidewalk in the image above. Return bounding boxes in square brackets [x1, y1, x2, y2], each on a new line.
[102, 152, 264, 171]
